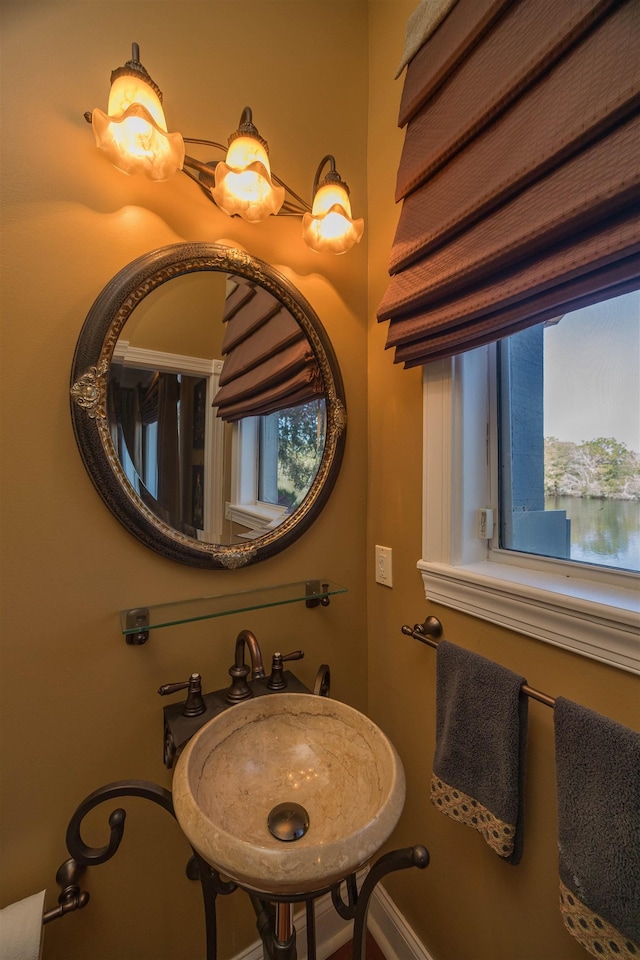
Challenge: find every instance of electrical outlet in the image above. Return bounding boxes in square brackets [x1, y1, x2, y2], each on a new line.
[375, 545, 393, 587]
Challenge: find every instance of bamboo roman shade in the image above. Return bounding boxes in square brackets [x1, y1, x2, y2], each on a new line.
[213, 279, 323, 422]
[378, 0, 640, 367]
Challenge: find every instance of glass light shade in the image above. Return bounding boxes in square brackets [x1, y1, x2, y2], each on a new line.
[212, 136, 285, 223]
[302, 181, 364, 255]
[91, 75, 184, 181]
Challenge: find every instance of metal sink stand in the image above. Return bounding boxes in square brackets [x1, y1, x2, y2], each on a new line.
[55, 778, 429, 959]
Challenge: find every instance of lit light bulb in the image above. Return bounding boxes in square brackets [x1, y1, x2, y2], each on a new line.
[90, 45, 184, 181]
[212, 110, 284, 222]
[302, 163, 364, 255]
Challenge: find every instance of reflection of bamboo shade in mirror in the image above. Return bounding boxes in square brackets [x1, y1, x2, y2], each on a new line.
[213, 280, 323, 422]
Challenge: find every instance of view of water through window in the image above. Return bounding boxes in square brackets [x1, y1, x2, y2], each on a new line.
[543, 290, 640, 573]
[544, 495, 639, 572]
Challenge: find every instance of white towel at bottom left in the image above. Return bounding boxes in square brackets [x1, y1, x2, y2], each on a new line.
[0, 890, 46, 960]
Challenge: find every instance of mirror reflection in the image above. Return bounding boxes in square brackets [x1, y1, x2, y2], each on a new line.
[108, 272, 327, 545]
[70, 243, 346, 568]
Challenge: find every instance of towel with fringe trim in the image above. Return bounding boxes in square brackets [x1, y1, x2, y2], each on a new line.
[431, 640, 528, 864]
[554, 697, 640, 959]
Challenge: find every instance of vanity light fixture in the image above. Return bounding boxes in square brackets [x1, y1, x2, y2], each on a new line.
[302, 156, 365, 255]
[86, 43, 363, 253]
[211, 107, 285, 223]
[89, 43, 185, 181]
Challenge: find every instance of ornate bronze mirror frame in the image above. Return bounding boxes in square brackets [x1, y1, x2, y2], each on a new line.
[70, 242, 347, 568]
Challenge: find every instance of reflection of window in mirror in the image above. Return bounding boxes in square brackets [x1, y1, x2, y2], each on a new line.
[108, 346, 225, 542]
[260, 403, 327, 509]
[226, 400, 327, 540]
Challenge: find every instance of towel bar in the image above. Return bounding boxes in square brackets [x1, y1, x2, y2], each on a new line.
[402, 620, 556, 708]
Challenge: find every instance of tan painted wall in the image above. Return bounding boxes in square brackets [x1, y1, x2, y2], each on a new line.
[2, 3, 638, 960]
[125, 271, 228, 359]
[366, 4, 640, 960]
[0, 4, 368, 959]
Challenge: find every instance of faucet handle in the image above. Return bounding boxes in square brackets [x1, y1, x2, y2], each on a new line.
[267, 650, 304, 690]
[280, 650, 304, 663]
[158, 673, 206, 717]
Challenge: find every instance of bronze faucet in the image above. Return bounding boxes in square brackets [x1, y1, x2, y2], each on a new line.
[237, 629, 266, 680]
[226, 629, 266, 703]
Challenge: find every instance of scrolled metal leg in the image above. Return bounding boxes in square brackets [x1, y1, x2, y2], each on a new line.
[352, 846, 429, 960]
[65, 780, 174, 866]
[306, 899, 316, 960]
[249, 895, 276, 959]
[63, 779, 236, 960]
[331, 873, 359, 921]
[185, 853, 237, 960]
[58, 780, 429, 960]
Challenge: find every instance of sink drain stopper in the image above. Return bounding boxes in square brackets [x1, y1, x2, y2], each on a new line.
[267, 802, 310, 842]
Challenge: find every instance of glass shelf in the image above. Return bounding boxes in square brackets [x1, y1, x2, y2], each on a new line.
[120, 579, 348, 638]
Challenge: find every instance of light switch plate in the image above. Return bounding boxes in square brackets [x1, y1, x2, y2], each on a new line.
[375, 545, 393, 587]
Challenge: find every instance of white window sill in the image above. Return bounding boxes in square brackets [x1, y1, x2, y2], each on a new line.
[418, 558, 640, 675]
[225, 501, 287, 532]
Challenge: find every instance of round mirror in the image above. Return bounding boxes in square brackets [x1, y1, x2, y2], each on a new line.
[70, 242, 346, 568]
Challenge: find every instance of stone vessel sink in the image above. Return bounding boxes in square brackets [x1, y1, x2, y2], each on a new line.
[172, 693, 406, 896]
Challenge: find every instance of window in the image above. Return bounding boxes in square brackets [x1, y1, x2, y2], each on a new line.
[498, 291, 640, 574]
[385, 0, 640, 672]
[258, 403, 326, 510]
[226, 400, 326, 538]
[419, 296, 640, 675]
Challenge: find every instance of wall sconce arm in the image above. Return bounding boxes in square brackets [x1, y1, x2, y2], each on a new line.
[181, 142, 311, 217]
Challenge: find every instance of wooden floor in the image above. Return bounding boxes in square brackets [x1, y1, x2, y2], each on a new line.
[327, 933, 385, 960]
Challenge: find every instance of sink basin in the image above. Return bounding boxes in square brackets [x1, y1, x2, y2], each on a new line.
[172, 693, 405, 896]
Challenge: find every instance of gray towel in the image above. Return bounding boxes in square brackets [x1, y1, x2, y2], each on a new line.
[431, 640, 528, 864]
[554, 697, 640, 958]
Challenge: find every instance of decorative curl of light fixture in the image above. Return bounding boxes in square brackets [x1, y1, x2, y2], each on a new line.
[85, 44, 364, 254]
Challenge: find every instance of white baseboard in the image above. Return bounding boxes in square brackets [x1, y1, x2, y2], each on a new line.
[230, 879, 433, 960]
[368, 883, 434, 960]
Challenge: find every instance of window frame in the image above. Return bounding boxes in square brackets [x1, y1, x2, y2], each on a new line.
[225, 417, 288, 537]
[419, 346, 640, 675]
